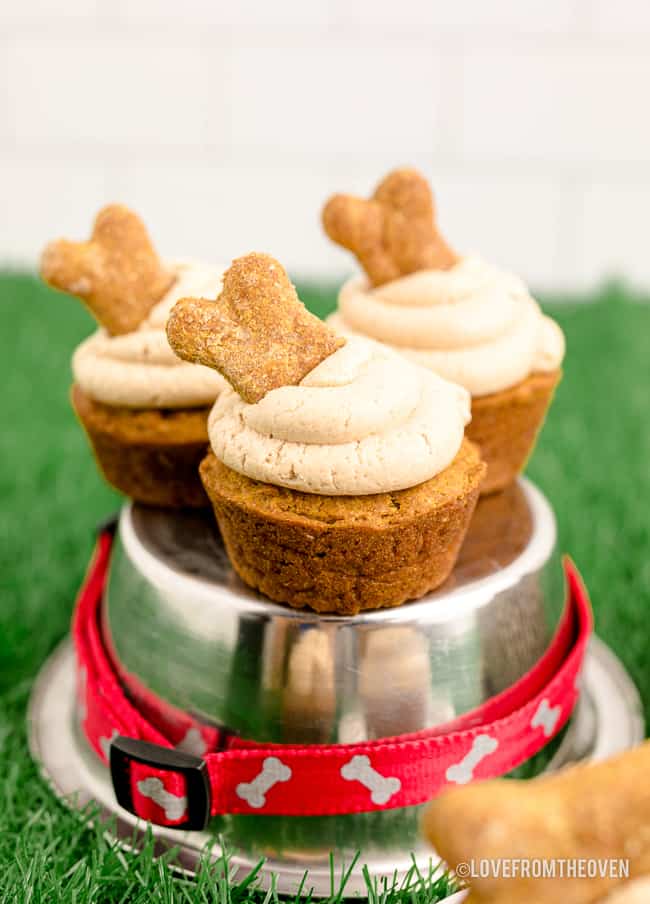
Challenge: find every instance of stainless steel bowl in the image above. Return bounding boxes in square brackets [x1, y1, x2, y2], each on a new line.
[29, 480, 642, 889]
[103, 478, 564, 746]
[33, 477, 643, 886]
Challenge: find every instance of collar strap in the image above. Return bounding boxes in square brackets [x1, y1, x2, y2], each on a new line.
[73, 528, 592, 830]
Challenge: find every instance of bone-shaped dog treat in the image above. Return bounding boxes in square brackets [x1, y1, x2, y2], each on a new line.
[236, 756, 292, 809]
[136, 777, 188, 822]
[445, 734, 499, 785]
[530, 698, 561, 738]
[600, 878, 650, 903]
[340, 754, 401, 805]
[41, 204, 174, 335]
[166, 252, 345, 403]
[322, 167, 458, 286]
[423, 740, 650, 904]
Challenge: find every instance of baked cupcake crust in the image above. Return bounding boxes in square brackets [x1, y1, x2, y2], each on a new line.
[467, 369, 561, 496]
[199, 437, 485, 615]
[71, 384, 210, 507]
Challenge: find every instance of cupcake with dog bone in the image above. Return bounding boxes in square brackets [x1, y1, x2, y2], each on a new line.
[41, 204, 225, 507]
[322, 168, 565, 495]
[167, 251, 485, 615]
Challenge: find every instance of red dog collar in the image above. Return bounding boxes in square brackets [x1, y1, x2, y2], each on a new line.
[73, 526, 592, 830]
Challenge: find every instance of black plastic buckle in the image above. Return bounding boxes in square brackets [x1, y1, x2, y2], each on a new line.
[109, 736, 211, 830]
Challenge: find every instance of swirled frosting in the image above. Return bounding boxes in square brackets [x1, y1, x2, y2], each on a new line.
[207, 336, 471, 495]
[72, 260, 226, 408]
[328, 257, 565, 397]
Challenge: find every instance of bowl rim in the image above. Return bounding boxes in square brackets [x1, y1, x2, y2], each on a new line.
[117, 476, 557, 627]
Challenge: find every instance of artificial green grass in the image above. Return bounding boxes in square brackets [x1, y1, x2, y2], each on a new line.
[1, 272, 650, 902]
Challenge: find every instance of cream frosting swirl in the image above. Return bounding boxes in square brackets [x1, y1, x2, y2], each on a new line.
[328, 257, 565, 397]
[207, 336, 471, 496]
[72, 260, 226, 408]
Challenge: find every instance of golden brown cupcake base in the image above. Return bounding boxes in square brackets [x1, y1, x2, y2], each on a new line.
[199, 438, 485, 615]
[71, 384, 210, 508]
[467, 369, 561, 496]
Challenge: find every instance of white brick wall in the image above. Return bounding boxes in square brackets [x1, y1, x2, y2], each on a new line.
[2, 0, 649, 293]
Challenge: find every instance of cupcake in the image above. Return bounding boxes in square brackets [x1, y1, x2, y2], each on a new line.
[322, 168, 565, 495]
[167, 251, 485, 614]
[41, 204, 225, 507]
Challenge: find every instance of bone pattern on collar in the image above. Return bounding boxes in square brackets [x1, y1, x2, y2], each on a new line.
[235, 756, 292, 809]
[445, 735, 499, 785]
[340, 754, 402, 805]
[136, 777, 188, 822]
[530, 698, 562, 738]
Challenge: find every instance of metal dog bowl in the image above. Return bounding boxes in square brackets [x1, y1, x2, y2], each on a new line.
[102, 479, 564, 745]
[27, 478, 645, 897]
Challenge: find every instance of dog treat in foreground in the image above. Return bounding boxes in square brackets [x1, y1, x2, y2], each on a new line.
[167, 252, 345, 403]
[41, 204, 174, 335]
[422, 740, 650, 904]
[322, 167, 458, 286]
[599, 878, 650, 903]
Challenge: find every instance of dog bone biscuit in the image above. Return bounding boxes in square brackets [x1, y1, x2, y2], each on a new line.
[41, 204, 174, 335]
[167, 252, 345, 403]
[422, 740, 650, 904]
[599, 879, 650, 903]
[322, 167, 458, 287]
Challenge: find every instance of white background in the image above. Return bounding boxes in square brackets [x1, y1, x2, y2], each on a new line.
[2, 0, 649, 292]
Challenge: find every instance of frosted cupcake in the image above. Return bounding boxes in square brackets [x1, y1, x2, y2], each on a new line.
[41, 205, 225, 507]
[167, 252, 485, 614]
[323, 168, 564, 495]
